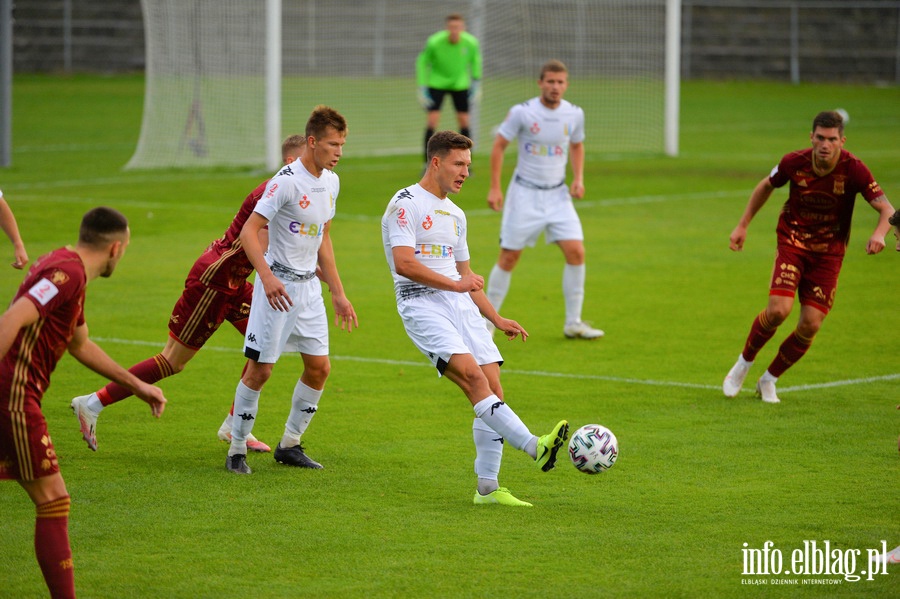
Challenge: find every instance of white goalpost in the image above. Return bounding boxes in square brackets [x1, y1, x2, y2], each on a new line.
[127, 0, 680, 171]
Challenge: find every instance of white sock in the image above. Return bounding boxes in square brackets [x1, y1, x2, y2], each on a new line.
[472, 395, 535, 452]
[563, 263, 586, 324]
[760, 370, 778, 384]
[486, 264, 512, 312]
[230, 381, 260, 455]
[221, 413, 233, 430]
[86, 392, 104, 415]
[282, 379, 322, 448]
[473, 418, 502, 495]
[736, 355, 753, 368]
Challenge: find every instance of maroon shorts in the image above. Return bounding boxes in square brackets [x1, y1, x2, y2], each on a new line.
[0, 396, 60, 481]
[769, 244, 843, 314]
[168, 278, 253, 350]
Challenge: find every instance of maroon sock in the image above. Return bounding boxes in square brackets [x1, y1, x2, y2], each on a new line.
[767, 331, 814, 378]
[35, 496, 75, 599]
[98, 354, 175, 406]
[742, 310, 778, 362]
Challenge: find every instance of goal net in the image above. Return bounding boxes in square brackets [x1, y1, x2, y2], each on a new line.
[127, 0, 672, 170]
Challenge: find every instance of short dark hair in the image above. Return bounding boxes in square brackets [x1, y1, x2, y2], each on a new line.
[889, 209, 900, 227]
[79, 207, 129, 247]
[812, 111, 844, 135]
[306, 105, 348, 140]
[426, 130, 473, 162]
[446, 13, 464, 24]
[540, 59, 568, 80]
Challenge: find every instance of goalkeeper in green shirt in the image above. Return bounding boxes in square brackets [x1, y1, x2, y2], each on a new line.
[416, 13, 483, 162]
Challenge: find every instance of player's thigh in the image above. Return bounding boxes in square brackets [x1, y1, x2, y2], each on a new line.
[244, 278, 301, 363]
[449, 89, 469, 113]
[0, 399, 62, 490]
[285, 281, 329, 356]
[224, 281, 253, 335]
[499, 184, 545, 250]
[169, 281, 232, 349]
[545, 194, 584, 246]
[797, 253, 842, 315]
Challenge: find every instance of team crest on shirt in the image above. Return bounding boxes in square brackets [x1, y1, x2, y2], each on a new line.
[833, 177, 845, 195]
[422, 215, 433, 230]
[530, 122, 540, 134]
[50, 269, 69, 285]
[299, 194, 310, 209]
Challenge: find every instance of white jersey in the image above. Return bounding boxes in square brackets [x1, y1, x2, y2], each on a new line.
[381, 183, 471, 299]
[496, 97, 585, 185]
[253, 158, 339, 273]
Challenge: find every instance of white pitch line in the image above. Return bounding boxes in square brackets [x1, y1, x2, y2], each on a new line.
[92, 337, 897, 395]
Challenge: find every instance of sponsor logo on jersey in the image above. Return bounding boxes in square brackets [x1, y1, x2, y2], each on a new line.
[396, 207, 408, 227]
[415, 244, 453, 259]
[28, 278, 60, 306]
[277, 165, 294, 177]
[288, 221, 324, 237]
[265, 183, 278, 198]
[524, 142, 565, 157]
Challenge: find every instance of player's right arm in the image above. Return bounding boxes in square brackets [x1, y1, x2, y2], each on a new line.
[0, 296, 39, 360]
[392, 246, 482, 293]
[487, 134, 511, 212]
[240, 211, 291, 311]
[729, 176, 776, 251]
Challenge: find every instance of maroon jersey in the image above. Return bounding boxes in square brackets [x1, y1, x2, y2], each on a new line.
[0, 248, 87, 405]
[190, 180, 268, 293]
[770, 148, 883, 256]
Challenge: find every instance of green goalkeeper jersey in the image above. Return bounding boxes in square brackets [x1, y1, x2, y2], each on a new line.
[416, 30, 482, 90]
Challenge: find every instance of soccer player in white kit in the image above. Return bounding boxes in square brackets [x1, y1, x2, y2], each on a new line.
[226, 106, 358, 474]
[382, 130, 569, 507]
[485, 59, 603, 340]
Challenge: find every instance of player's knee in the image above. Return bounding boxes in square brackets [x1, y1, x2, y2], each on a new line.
[497, 250, 521, 270]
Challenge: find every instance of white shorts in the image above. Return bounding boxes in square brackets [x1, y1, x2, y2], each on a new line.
[243, 274, 328, 363]
[397, 289, 503, 375]
[499, 176, 584, 250]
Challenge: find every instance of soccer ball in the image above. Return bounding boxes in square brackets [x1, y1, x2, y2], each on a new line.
[568, 424, 618, 474]
[835, 107, 850, 124]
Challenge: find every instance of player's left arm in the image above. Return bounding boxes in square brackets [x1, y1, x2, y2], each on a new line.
[67, 323, 168, 417]
[865, 194, 895, 255]
[569, 141, 585, 199]
[317, 220, 358, 332]
[459, 260, 527, 342]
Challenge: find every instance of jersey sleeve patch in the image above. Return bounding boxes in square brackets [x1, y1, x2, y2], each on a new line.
[28, 278, 60, 306]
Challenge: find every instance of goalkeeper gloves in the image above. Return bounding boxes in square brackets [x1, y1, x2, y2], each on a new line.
[417, 86, 433, 110]
[468, 80, 482, 103]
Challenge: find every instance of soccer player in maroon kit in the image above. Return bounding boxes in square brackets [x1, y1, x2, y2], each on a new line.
[69, 136, 306, 452]
[0, 207, 167, 598]
[723, 111, 895, 403]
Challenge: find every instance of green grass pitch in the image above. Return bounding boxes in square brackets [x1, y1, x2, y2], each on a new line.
[1, 74, 898, 597]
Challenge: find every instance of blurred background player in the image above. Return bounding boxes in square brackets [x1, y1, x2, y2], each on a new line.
[0, 207, 166, 598]
[69, 135, 307, 453]
[485, 59, 603, 340]
[226, 106, 357, 475]
[381, 130, 569, 507]
[723, 110, 894, 403]
[416, 13, 482, 164]
[0, 187, 29, 269]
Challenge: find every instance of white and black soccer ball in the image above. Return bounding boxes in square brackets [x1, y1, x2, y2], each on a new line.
[568, 424, 618, 474]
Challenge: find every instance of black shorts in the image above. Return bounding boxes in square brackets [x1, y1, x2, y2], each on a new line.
[427, 88, 469, 113]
